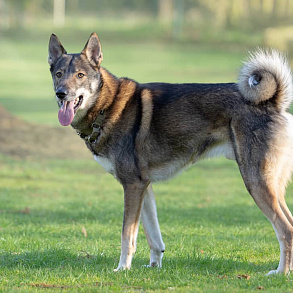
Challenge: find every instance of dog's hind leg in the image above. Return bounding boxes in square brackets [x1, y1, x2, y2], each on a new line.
[254, 185, 293, 275]
[239, 165, 293, 275]
[279, 193, 293, 226]
[141, 184, 165, 267]
[272, 120, 293, 269]
[115, 181, 148, 271]
[231, 121, 293, 275]
[262, 115, 293, 272]
[275, 162, 293, 227]
[275, 147, 293, 227]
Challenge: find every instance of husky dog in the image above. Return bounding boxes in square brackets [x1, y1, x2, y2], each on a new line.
[48, 33, 293, 274]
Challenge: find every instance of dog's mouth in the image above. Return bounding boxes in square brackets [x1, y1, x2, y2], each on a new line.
[58, 95, 83, 126]
[73, 95, 83, 112]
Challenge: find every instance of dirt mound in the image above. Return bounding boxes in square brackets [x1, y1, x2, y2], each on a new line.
[0, 106, 91, 160]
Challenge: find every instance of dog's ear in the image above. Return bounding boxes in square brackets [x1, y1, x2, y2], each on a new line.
[48, 34, 67, 66]
[82, 33, 103, 67]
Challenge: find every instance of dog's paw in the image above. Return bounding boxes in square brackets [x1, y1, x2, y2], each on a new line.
[150, 261, 162, 268]
[149, 249, 163, 268]
[142, 262, 161, 268]
[266, 269, 289, 275]
[266, 269, 279, 275]
[114, 264, 130, 272]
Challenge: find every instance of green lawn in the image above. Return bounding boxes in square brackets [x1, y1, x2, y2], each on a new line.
[0, 155, 293, 292]
[1, 25, 293, 292]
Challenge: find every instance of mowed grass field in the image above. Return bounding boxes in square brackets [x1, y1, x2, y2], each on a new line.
[1, 27, 293, 292]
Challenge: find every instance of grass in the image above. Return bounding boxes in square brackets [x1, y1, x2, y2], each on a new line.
[0, 155, 293, 292]
[1, 20, 293, 291]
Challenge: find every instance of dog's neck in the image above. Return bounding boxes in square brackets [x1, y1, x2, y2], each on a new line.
[75, 109, 105, 143]
[72, 67, 138, 146]
[71, 68, 118, 133]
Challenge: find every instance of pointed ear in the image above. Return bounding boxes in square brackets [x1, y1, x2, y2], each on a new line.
[48, 34, 67, 66]
[82, 33, 103, 67]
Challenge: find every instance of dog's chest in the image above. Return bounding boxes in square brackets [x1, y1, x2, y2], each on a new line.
[94, 155, 115, 174]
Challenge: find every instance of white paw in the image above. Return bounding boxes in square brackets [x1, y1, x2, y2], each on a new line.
[150, 261, 162, 267]
[266, 269, 279, 275]
[142, 262, 161, 268]
[114, 265, 129, 272]
[149, 249, 163, 268]
[266, 269, 290, 275]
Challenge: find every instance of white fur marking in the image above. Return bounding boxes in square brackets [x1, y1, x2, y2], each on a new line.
[268, 223, 288, 274]
[141, 186, 165, 267]
[94, 155, 114, 174]
[76, 88, 90, 110]
[203, 142, 235, 160]
[284, 113, 293, 140]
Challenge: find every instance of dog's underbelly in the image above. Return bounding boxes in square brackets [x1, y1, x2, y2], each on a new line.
[94, 142, 235, 182]
[202, 142, 235, 160]
[150, 142, 235, 182]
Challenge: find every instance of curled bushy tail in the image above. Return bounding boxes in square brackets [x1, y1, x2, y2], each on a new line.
[238, 49, 293, 112]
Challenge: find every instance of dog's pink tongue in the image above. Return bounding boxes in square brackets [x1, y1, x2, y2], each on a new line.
[58, 101, 75, 126]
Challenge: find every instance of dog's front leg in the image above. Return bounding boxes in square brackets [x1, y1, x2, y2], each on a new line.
[114, 182, 148, 271]
[141, 184, 165, 267]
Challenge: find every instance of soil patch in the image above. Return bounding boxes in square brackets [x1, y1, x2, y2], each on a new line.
[0, 106, 91, 160]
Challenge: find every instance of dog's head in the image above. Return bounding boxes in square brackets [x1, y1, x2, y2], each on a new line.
[48, 33, 103, 126]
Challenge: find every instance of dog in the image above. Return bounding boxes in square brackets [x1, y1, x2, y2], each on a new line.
[48, 32, 293, 274]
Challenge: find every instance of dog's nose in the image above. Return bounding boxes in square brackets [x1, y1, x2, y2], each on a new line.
[56, 91, 67, 100]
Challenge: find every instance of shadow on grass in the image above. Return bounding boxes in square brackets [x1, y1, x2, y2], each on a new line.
[0, 248, 116, 270]
[161, 255, 274, 275]
[0, 248, 275, 276]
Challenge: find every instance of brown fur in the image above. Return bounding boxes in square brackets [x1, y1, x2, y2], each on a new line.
[48, 33, 293, 274]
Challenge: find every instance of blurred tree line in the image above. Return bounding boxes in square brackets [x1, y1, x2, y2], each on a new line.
[1, 0, 292, 32]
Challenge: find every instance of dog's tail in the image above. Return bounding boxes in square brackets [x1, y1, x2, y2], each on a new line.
[238, 49, 293, 112]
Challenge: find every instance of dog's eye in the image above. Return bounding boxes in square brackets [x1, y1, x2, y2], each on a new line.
[77, 73, 85, 78]
[56, 72, 62, 78]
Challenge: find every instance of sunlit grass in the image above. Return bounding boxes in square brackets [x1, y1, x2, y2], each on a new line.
[0, 155, 293, 291]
